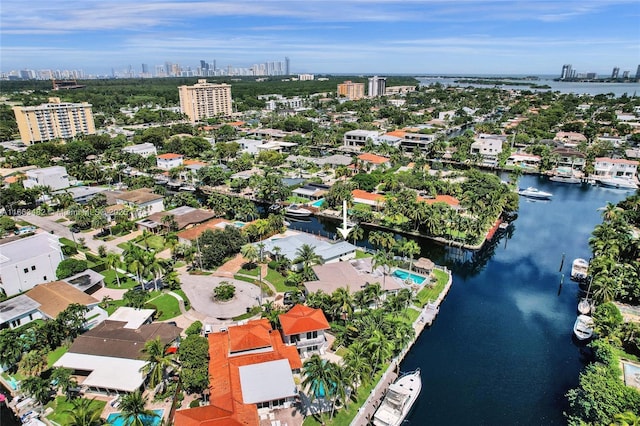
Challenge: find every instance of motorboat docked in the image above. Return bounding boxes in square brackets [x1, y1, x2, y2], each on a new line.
[284, 204, 313, 217]
[268, 203, 282, 213]
[179, 185, 196, 192]
[598, 177, 638, 190]
[550, 174, 582, 184]
[517, 187, 553, 200]
[573, 315, 594, 340]
[570, 258, 589, 282]
[373, 369, 422, 426]
[578, 298, 592, 315]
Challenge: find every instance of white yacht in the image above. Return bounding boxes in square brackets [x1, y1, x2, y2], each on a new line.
[517, 187, 553, 200]
[573, 315, 594, 340]
[598, 177, 638, 190]
[284, 204, 313, 217]
[550, 175, 582, 184]
[373, 369, 422, 426]
[570, 258, 589, 282]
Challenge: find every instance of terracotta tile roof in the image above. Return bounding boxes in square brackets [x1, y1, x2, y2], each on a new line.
[176, 219, 231, 241]
[385, 130, 406, 138]
[4, 175, 21, 184]
[357, 153, 390, 164]
[175, 319, 301, 426]
[228, 321, 272, 353]
[157, 153, 183, 160]
[279, 304, 330, 336]
[183, 160, 208, 167]
[26, 281, 98, 319]
[227, 121, 245, 127]
[145, 208, 216, 230]
[418, 194, 460, 207]
[352, 189, 385, 202]
[595, 157, 638, 165]
[116, 188, 163, 204]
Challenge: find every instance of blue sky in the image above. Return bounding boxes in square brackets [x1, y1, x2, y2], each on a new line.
[1, 0, 639, 76]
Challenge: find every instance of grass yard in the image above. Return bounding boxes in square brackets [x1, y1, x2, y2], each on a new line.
[103, 269, 138, 289]
[47, 345, 69, 368]
[265, 267, 289, 292]
[355, 249, 372, 259]
[232, 306, 261, 321]
[105, 299, 128, 315]
[55, 218, 68, 223]
[415, 268, 449, 307]
[46, 396, 106, 426]
[147, 293, 182, 320]
[238, 265, 260, 277]
[173, 289, 191, 309]
[135, 234, 165, 251]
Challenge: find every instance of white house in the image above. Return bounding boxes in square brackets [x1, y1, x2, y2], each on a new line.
[23, 166, 69, 191]
[258, 233, 357, 269]
[0, 233, 63, 297]
[236, 138, 264, 155]
[156, 153, 184, 170]
[593, 157, 638, 179]
[471, 135, 504, 167]
[343, 130, 380, 148]
[114, 188, 164, 218]
[278, 304, 330, 357]
[123, 143, 158, 157]
[0, 294, 43, 329]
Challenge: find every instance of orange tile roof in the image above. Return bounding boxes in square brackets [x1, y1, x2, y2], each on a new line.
[352, 189, 385, 202]
[357, 153, 390, 164]
[157, 153, 183, 160]
[176, 219, 231, 241]
[385, 130, 406, 138]
[228, 321, 272, 353]
[4, 175, 21, 184]
[227, 121, 245, 127]
[184, 160, 208, 166]
[279, 304, 330, 336]
[595, 157, 638, 165]
[418, 194, 460, 207]
[175, 319, 302, 426]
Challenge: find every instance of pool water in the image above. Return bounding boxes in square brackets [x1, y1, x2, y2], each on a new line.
[393, 269, 427, 285]
[106, 409, 164, 426]
[311, 199, 325, 208]
[233, 221, 245, 228]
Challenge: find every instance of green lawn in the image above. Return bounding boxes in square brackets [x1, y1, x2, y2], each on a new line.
[265, 267, 289, 292]
[355, 250, 372, 259]
[173, 289, 191, 309]
[103, 269, 138, 289]
[105, 299, 128, 315]
[415, 269, 449, 307]
[232, 306, 261, 321]
[303, 364, 389, 426]
[55, 218, 68, 223]
[147, 293, 182, 320]
[46, 396, 106, 426]
[47, 346, 68, 368]
[134, 234, 166, 251]
[238, 265, 260, 277]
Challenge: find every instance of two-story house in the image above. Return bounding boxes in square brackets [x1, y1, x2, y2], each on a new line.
[279, 304, 330, 357]
[156, 153, 184, 170]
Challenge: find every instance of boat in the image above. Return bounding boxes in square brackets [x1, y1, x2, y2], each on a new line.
[598, 177, 638, 190]
[268, 203, 282, 213]
[550, 175, 582, 184]
[373, 369, 422, 426]
[573, 315, 594, 340]
[284, 204, 313, 217]
[578, 298, 592, 315]
[517, 187, 553, 200]
[179, 185, 196, 192]
[570, 258, 589, 282]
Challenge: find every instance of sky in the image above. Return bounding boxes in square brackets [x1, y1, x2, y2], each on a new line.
[1, 0, 639, 76]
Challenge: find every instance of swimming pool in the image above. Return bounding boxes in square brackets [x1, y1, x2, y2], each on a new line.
[233, 221, 245, 228]
[106, 409, 164, 426]
[311, 199, 325, 208]
[393, 269, 427, 285]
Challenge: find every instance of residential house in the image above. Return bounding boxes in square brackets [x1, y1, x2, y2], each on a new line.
[0, 295, 43, 330]
[356, 153, 391, 171]
[174, 319, 302, 426]
[256, 141, 298, 154]
[0, 233, 63, 297]
[551, 147, 587, 169]
[351, 189, 385, 209]
[258, 233, 357, 269]
[23, 166, 69, 191]
[176, 219, 236, 246]
[593, 157, 638, 179]
[470, 135, 504, 167]
[292, 183, 329, 201]
[53, 185, 109, 205]
[156, 153, 184, 170]
[115, 188, 164, 218]
[136, 206, 216, 233]
[506, 153, 542, 170]
[343, 130, 379, 148]
[123, 143, 158, 157]
[63, 269, 105, 295]
[397, 131, 437, 152]
[279, 304, 330, 357]
[554, 131, 587, 147]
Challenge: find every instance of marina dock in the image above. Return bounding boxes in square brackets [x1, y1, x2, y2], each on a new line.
[350, 267, 453, 426]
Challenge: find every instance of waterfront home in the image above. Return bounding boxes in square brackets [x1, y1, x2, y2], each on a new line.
[352, 189, 386, 209]
[156, 153, 184, 170]
[53, 310, 181, 395]
[175, 218, 237, 245]
[506, 152, 541, 170]
[22, 166, 70, 191]
[256, 140, 298, 154]
[593, 157, 639, 179]
[0, 233, 63, 297]
[136, 206, 216, 233]
[304, 257, 402, 296]
[174, 319, 301, 426]
[122, 143, 157, 157]
[115, 188, 164, 218]
[292, 184, 328, 202]
[551, 147, 587, 169]
[279, 304, 330, 357]
[356, 153, 391, 171]
[417, 194, 461, 210]
[259, 233, 357, 268]
[0, 294, 42, 329]
[470, 134, 504, 167]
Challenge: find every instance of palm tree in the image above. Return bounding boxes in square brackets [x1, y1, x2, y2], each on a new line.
[611, 411, 640, 426]
[20, 376, 52, 406]
[331, 287, 354, 323]
[105, 252, 122, 287]
[294, 244, 324, 281]
[0, 328, 22, 368]
[349, 225, 364, 245]
[18, 349, 48, 377]
[240, 243, 259, 268]
[147, 256, 166, 292]
[366, 329, 394, 370]
[372, 249, 395, 291]
[118, 390, 158, 426]
[343, 342, 372, 394]
[140, 337, 178, 390]
[64, 398, 104, 426]
[402, 239, 421, 271]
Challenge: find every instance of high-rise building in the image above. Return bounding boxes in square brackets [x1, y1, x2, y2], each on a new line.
[368, 76, 387, 97]
[178, 79, 232, 123]
[560, 64, 573, 80]
[611, 67, 620, 79]
[13, 97, 96, 145]
[337, 81, 365, 100]
[285, 57, 290, 75]
[622, 70, 630, 79]
[141, 63, 149, 74]
[636, 65, 640, 80]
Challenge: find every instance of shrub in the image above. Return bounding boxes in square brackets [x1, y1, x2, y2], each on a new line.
[268, 260, 278, 270]
[213, 282, 235, 301]
[185, 320, 203, 336]
[189, 399, 201, 408]
[56, 258, 88, 279]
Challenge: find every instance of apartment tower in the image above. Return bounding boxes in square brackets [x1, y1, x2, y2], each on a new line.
[368, 76, 387, 97]
[178, 79, 232, 123]
[337, 81, 365, 100]
[13, 97, 95, 145]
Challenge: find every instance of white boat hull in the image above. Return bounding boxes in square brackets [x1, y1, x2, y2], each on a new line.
[550, 176, 581, 184]
[578, 299, 591, 315]
[373, 370, 421, 426]
[517, 187, 553, 200]
[573, 314, 594, 340]
[284, 204, 313, 217]
[599, 178, 638, 190]
[570, 258, 589, 281]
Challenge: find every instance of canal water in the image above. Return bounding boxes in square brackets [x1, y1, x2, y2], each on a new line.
[285, 173, 632, 425]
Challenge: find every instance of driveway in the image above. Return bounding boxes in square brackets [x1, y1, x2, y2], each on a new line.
[179, 271, 262, 322]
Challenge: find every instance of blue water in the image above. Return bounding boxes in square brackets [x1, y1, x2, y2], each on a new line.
[311, 199, 325, 208]
[233, 221, 245, 228]
[106, 409, 164, 426]
[393, 269, 427, 285]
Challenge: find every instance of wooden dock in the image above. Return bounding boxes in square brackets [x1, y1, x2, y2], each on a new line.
[350, 267, 453, 426]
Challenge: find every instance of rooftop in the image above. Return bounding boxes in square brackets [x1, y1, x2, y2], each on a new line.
[305, 257, 402, 294]
[54, 353, 146, 393]
[259, 233, 357, 263]
[238, 359, 297, 404]
[357, 153, 390, 164]
[108, 306, 155, 329]
[157, 153, 184, 160]
[176, 219, 233, 241]
[116, 188, 164, 204]
[26, 281, 98, 319]
[143, 207, 216, 230]
[0, 232, 62, 264]
[279, 304, 330, 336]
[0, 294, 40, 324]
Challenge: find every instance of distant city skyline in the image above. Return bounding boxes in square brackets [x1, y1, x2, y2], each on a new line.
[1, 1, 639, 76]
